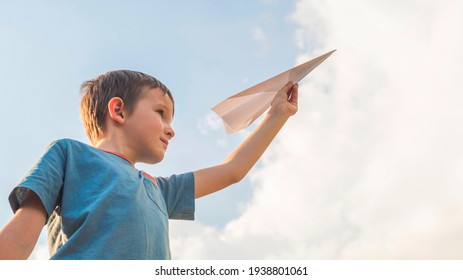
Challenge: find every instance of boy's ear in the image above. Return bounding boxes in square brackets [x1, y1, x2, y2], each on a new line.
[108, 97, 126, 124]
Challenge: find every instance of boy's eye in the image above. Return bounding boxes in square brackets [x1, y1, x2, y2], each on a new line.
[156, 110, 164, 117]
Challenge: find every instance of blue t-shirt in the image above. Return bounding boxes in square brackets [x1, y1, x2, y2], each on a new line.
[8, 139, 195, 259]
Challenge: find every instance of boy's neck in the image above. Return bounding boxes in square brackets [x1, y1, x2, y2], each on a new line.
[95, 137, 135, 164]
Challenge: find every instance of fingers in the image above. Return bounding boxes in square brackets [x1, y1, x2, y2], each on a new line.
[270, 82, 299, 116]
[288, 83, 299, 105]
[280, 81, 294, 96]
[281, 81, 298, 102]
[278, 81, 294, 97]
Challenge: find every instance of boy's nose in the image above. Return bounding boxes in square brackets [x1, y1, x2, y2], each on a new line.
[165, 125, 175, 139]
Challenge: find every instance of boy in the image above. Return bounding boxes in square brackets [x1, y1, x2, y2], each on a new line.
[0, 70, 298, 259]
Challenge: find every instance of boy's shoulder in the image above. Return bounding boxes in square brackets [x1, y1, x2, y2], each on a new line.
[50, 138, 93, 150]
[53, 138, 88, 145]
[43, 138, 97, 160]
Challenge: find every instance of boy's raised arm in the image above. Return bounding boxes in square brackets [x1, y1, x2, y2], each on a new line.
[0, 191, 47, 259]
[194, 82, 298, 198]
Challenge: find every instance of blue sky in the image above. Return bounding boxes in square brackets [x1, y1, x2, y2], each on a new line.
[2, 0, 463, 260]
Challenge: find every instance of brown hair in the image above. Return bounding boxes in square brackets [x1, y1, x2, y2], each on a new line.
[80, 70, 174, 145]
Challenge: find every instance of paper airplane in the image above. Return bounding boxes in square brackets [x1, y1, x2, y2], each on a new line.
[212, 49, 336, 134]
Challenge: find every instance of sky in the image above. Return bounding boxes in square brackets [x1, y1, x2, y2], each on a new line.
[1, 0, 462, 260]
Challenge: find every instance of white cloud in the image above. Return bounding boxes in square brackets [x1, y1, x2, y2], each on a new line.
[171, 0, 463, 259]
[197, 112, 231, 149]
[251, 25, 273, 57]
[197, 112, 224, 135]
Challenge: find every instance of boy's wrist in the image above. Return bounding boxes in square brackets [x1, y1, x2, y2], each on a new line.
[264, 108, 291, 129]
[267, 105, 294, 121]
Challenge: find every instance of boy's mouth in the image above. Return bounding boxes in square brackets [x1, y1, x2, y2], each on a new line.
[160, 138, 169, 147]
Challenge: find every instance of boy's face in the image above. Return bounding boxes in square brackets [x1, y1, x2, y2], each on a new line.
[123, 87, 175, 164]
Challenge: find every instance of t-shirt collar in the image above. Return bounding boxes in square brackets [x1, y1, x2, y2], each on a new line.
[100, 149, 135, 166]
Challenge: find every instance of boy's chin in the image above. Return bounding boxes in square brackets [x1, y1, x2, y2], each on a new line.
[143, 153, 164, 164]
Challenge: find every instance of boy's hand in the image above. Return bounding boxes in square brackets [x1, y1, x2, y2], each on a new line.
[269, 82, 299, 118]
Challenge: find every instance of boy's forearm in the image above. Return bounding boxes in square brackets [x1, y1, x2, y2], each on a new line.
[0, 191, 46, 260]
[223, 82, 298, 183]
[224, 111, 290, 182]
[194, 111, 290, 198]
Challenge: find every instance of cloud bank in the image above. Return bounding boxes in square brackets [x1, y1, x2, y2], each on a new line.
[171, 0, 463, 259]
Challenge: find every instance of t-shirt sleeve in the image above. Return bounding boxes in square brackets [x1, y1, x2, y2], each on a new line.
[8, 140, 66, 220]
[156, 172, 195, 221]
